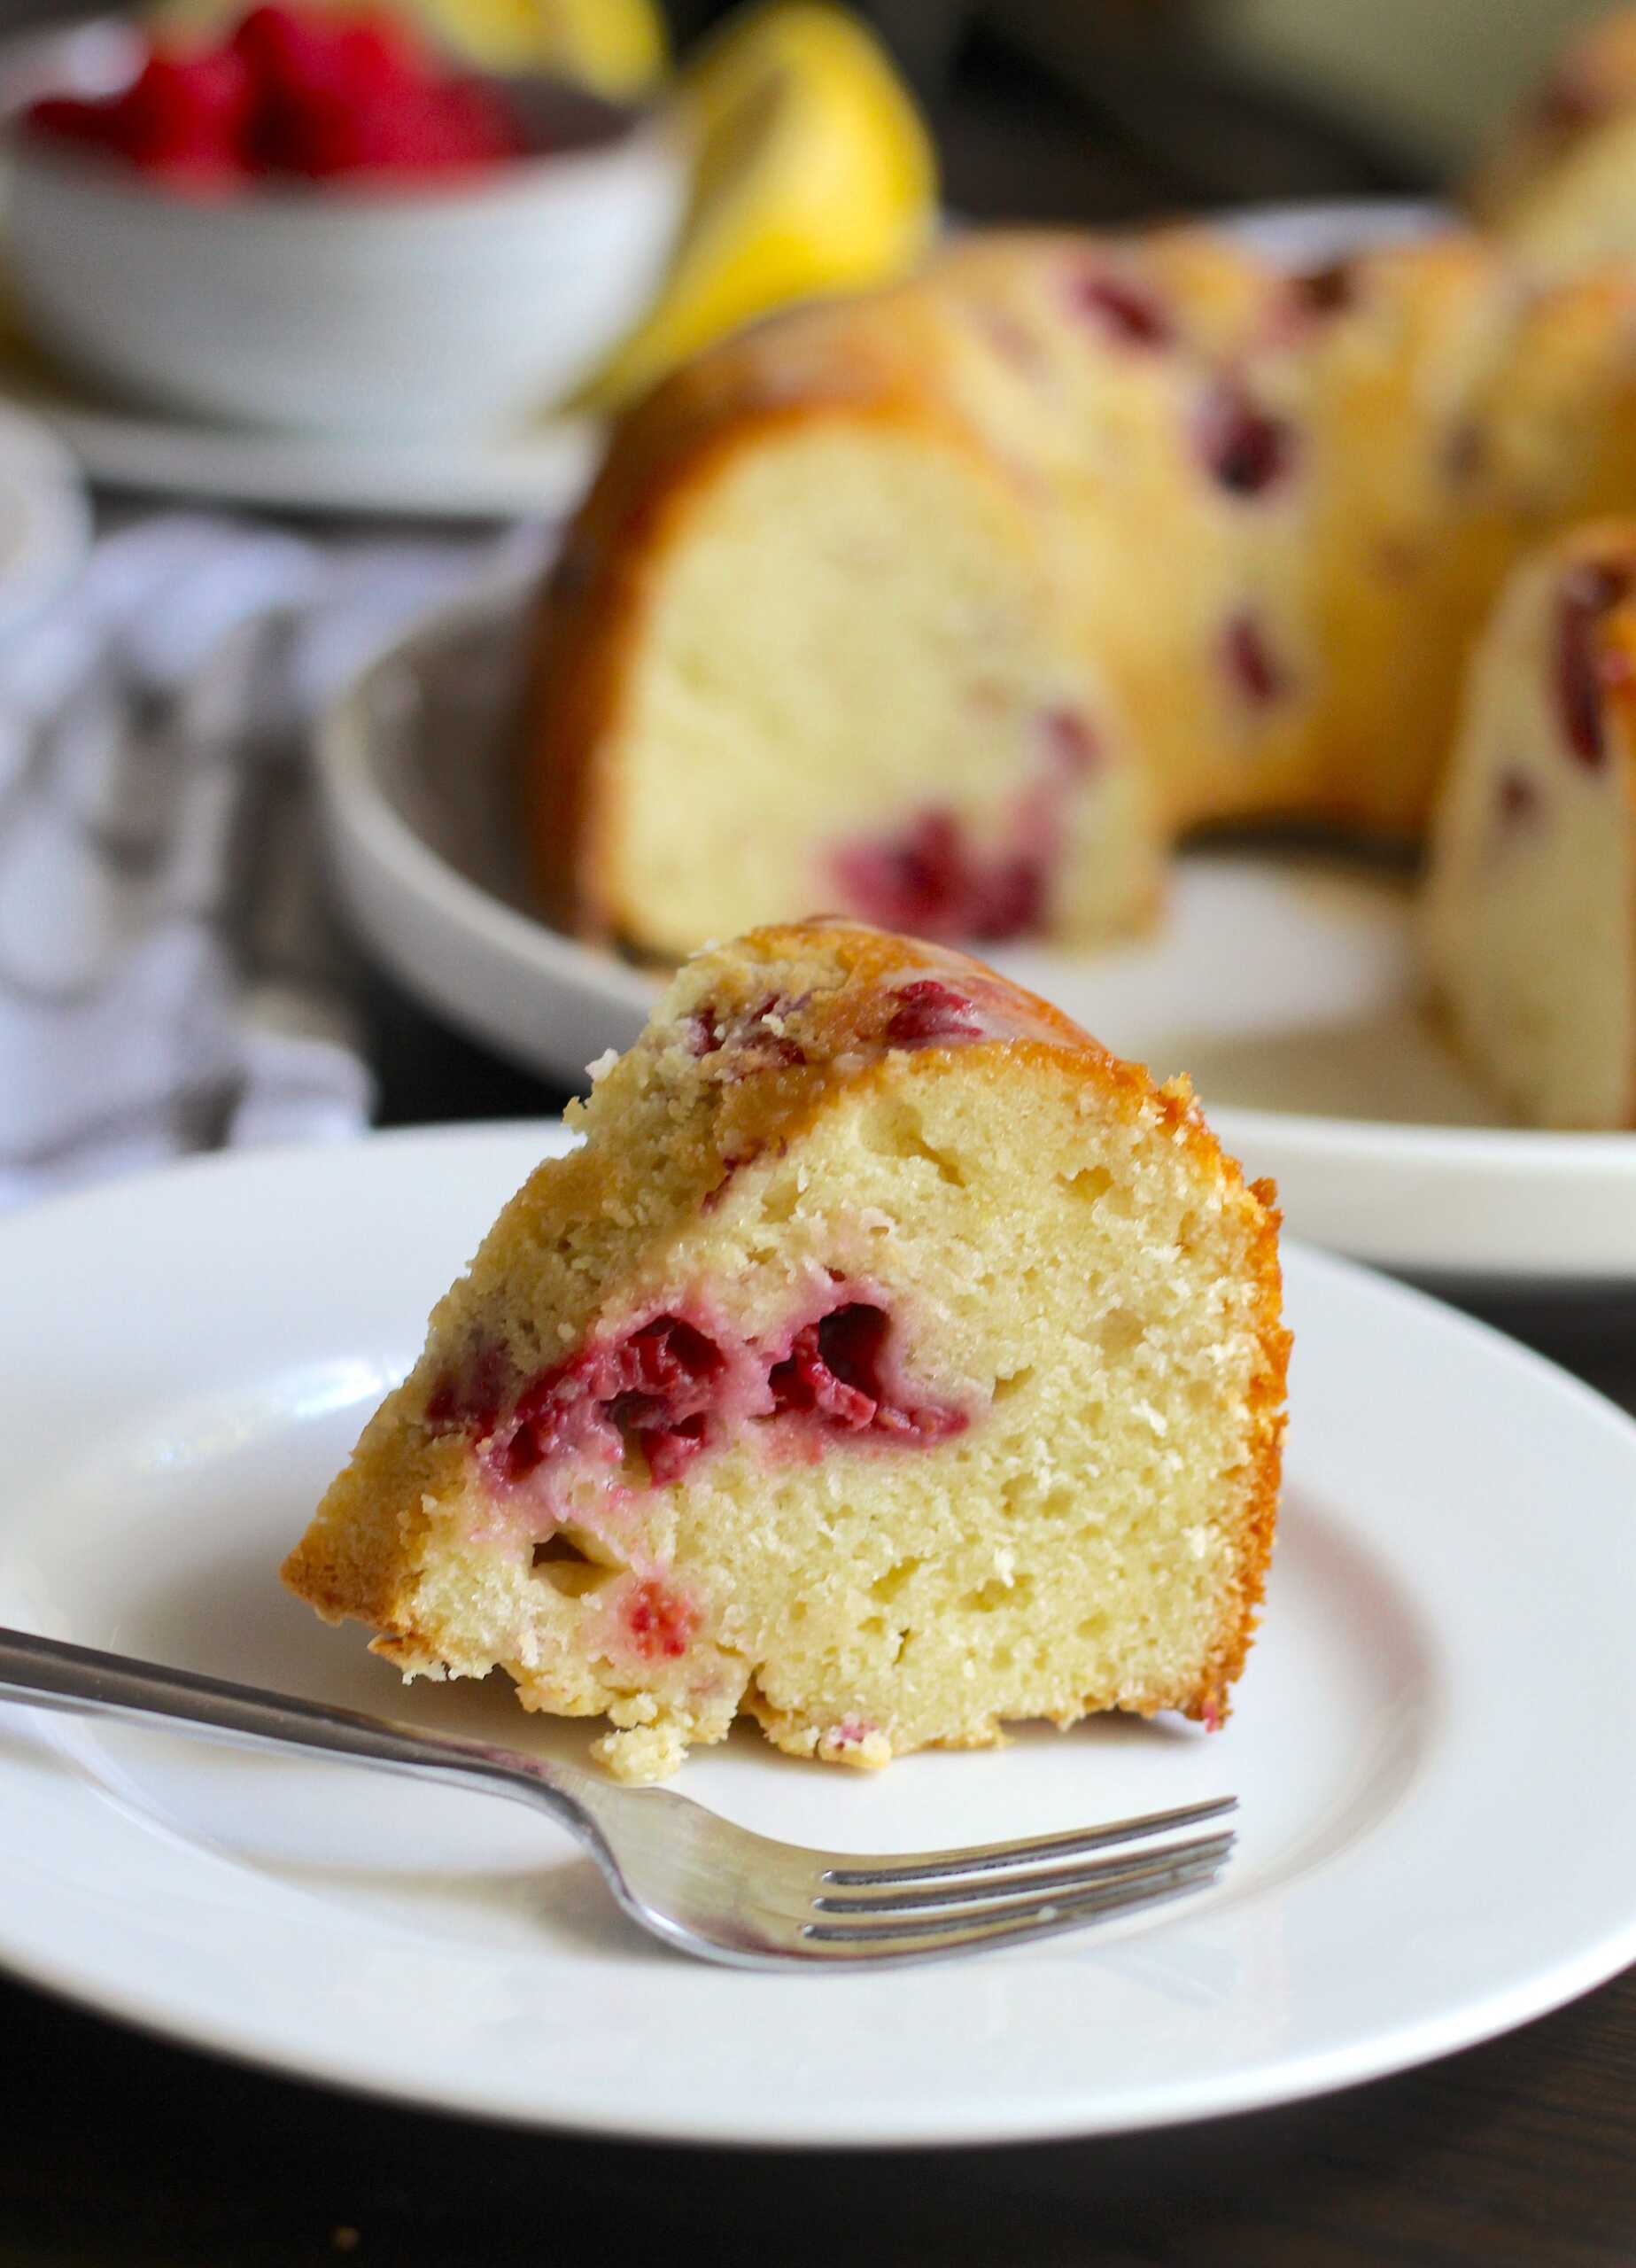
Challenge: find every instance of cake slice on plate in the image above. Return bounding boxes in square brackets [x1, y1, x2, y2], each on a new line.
[1423, 522, 1636, 1129]
[283, 920, 1288, 1779]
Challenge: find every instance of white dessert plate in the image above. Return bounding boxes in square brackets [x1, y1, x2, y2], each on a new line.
[2, 1124, 1634, 2146]
[0, 383, 606, 522]
[317, 593, 1636, 1287]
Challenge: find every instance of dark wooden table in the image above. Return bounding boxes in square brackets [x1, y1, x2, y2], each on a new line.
[3, 975, 1632, 2268]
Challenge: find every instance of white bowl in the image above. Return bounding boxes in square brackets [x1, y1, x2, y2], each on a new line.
[3, 78, 685, 438]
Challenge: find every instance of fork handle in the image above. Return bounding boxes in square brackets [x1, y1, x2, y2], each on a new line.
[0, 1624, 605, 1837]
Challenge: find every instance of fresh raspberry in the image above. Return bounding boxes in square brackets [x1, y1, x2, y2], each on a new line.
[105, 50, 252, 180]
[25, 97, 114, 150]
[27, 7, 523, 183]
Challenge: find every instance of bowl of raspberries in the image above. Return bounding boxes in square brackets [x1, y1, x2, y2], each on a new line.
[4, 4, 684, 435]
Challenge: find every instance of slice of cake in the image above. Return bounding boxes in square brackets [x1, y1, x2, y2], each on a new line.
[283, 920, 1288, 1780]
[523, 263, 1170, 963]
[1423, 523, 1636, 1129]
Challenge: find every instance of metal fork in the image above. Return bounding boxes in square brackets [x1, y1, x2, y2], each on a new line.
[0, 1627, 1235, 1969]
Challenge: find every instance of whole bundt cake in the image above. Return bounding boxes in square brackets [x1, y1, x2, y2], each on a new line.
[283, 920, 1287, 1780]
[510, 10, 1636, 1133]
[519, 214, 1636, 966]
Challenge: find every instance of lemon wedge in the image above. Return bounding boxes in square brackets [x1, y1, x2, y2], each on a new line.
[581, 1, 937, 408]
[144, 0, 669, 97]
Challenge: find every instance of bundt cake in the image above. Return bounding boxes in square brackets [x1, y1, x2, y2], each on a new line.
[521, 204, 1636, 967]
[283, 920, 1287, 1781]
[1423, 522, 1636, 1130]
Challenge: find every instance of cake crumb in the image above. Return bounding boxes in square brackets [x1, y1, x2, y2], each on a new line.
[593, 1720, 689, 1782]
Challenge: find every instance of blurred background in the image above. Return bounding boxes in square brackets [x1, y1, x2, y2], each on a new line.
[0, 0, 1624, 218]
[1, 0, 1632, 1196]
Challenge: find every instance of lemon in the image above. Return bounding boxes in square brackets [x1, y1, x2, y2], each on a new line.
[145, 0, 669, 97]
[581, 1, 937, 408]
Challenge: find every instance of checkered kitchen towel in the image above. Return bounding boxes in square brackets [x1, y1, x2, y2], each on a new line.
[0, 508, 547, 1213]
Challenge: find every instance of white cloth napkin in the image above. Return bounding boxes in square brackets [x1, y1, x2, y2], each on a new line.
[0, 507, 548, 1214]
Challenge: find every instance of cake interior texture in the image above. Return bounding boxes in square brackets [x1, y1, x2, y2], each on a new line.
[574, 413, 1161, 959]
[1424, 523, 1636, 1128]
[283, 922, 1287, 1780]
[523, 203, 1636, 977]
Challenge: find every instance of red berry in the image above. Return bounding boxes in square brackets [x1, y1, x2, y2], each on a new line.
[1222, 611, 1288, 708]
[1068, 268, 1173, 349]
[233, 6, 353, 96]
[832, 809, 1046, 944]
[767, 1301, 966, 1444]
[1496, 771, 1540, 827]
[25, 97, 114, 150]
[1554, 562, 1632, 768]
[1042, 707, 1101, 777]
[685, 995, 805, 1069]
[624, 1581, 694, 1661]
[1198, 381, 1296, 499]
[105, 50, 252, 180]
[884, 980, 982, 1049]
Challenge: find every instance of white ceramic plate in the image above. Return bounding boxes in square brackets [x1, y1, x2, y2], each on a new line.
[2, 1124, 1634, 2145]
[316, 595, 1636, 1285]
[4, 386, 605, 521]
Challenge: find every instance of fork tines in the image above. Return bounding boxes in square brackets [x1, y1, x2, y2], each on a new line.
[802, 1795, 1237, 1960]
